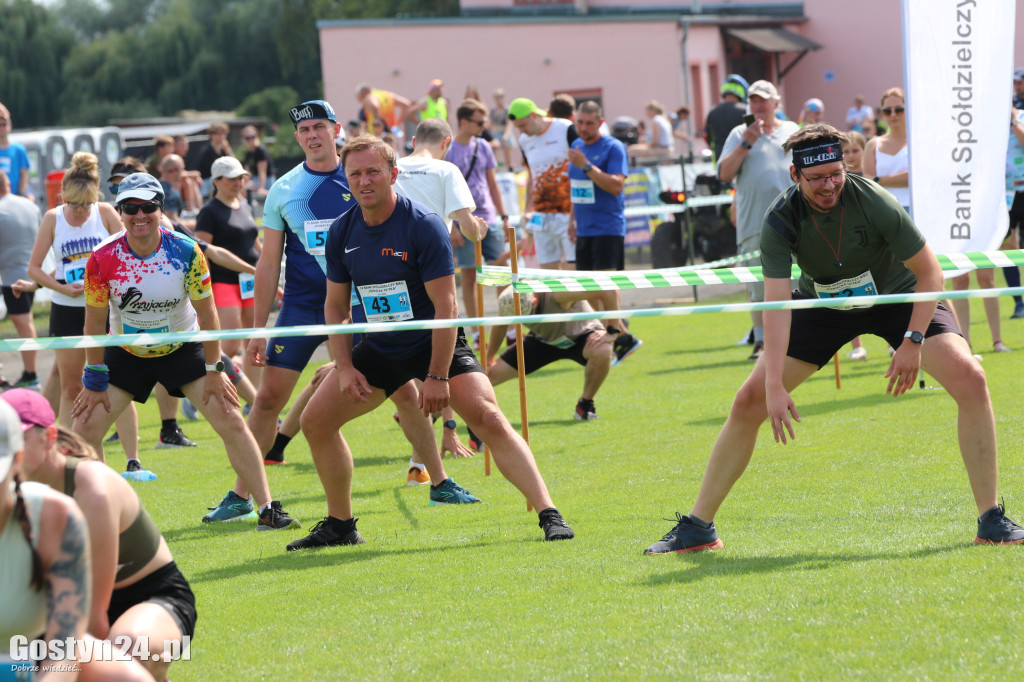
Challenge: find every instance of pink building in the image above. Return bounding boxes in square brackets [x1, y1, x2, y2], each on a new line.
[318, 0, 1024, 139]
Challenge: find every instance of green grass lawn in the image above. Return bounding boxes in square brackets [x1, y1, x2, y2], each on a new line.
[87, 292, 1024, 680]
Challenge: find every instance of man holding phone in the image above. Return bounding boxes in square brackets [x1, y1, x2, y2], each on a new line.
[717, 80, 800, 360]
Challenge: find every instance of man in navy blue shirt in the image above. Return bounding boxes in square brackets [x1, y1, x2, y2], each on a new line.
[568, 101, 642, 367]
[288, 135, 575, 550]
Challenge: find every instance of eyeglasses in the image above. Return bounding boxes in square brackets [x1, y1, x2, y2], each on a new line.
[119, 201, 162, 215]
[881, 106, 905, 116]
[802, 169, 846, 188]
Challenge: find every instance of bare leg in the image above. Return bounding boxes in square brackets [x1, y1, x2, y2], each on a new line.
[114, 402, 139, 462]
[180, 378, 273, 508]
[581, 338, 613, 400]
[690, 356, 818, 522]
[460, 267, 478, 329]
[108, 602, 183, 682]
[8, 312, 37, 374]
[43, 364, 60, 414]
[920, 333, 999, 513]
[449, 372, 555, 511]
[391, 380, 448, 485]
[72, 385, 135, 463]
[975, 269, 1006, 350]
[300, 368, 386, 520]
[951, 273, 971, 347]
[55, 347, 87, 427]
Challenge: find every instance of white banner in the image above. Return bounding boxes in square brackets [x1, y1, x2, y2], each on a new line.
[902, 0, 1014, 261]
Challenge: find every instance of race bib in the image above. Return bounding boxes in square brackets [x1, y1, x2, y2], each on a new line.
[64, 253, 89, 284]
[357, 280, 413, 322]
[121, 314, 170, 335]
[527, 213, 544, 231]
[570, 178, 596, 204]
[239, 273, 255, 300]
[813, 270, 878, 310]
[304, 218, 333, 256]
[544, 335, 575, 349]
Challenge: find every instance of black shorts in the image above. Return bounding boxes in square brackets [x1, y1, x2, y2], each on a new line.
[1009, 192, 1024, 238]
[499, 331, 593, 374]
[105, 342, 207, 403]
[49, 302, 86, 337]
[107, 561, 197, 640]
[352, 329, 484, 396]
[575, 235, 625, 271]
[2, 286, 33, 315]
[786, 294, 961, 368]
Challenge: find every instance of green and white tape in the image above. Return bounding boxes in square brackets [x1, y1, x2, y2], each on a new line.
[1, 286, 1022, 353]
[496, 249, 1024, 293]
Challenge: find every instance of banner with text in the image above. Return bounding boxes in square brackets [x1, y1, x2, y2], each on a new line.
[902, 0, 1014, 260]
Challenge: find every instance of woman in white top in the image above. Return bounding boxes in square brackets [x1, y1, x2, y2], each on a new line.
[27, 153, 139, 455]
[644, 100, 675, 156]
[862, 87, 909, 209]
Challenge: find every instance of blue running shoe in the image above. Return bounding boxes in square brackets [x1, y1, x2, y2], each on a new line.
[202, 490, 257, 523]
[180, 397, 200, 421]
[975, 503, 1024, 545]
[429, 478, 481, 505]
[644, 512, 724, 554]
[121, 459, 157, 482]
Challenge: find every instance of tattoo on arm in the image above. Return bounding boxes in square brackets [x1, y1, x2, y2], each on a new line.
[45, 510, 91, 647]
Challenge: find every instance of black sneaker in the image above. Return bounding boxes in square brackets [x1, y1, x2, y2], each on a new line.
[157, 427, 198, 448]
[611, 336, 643, 366]
[573, 398, 598, 421]
[257, 501, 302, 531]
[644, 512, 724, 554]
[975, 503, 1024, 545]
[538, 508, 574, 541]
[286, 517, 365, 551]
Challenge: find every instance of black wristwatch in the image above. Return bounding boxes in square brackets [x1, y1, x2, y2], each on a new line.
[904, 330, 924, 344]
[606, 325, 621, 335]
[205, 360, 226, 372]
[443, 419, 457, 431]
[582, 162, 593, 173]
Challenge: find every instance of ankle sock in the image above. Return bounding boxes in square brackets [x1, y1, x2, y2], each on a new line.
[266, 433, 292, 460]
[161, 419, 179, 434]
[689, 514, 712, 529]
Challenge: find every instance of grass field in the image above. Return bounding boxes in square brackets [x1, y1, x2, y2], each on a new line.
[12, 293, 1024, 680]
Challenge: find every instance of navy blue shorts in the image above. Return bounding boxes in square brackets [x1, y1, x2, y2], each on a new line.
[575, 235, 625, 271]
[105, 342, 206, 403]
[266, 304, 327, 372]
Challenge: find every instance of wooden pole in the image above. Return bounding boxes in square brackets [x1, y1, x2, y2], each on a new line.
[474, 240, 492, 476]
[507, 226, 532, 512]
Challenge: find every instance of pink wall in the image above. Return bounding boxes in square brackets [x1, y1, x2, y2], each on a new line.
[321, 2, 1024, 131]
[320, 19, 692, 126]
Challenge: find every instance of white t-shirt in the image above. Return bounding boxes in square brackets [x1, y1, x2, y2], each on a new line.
[394, 156, 476, 228]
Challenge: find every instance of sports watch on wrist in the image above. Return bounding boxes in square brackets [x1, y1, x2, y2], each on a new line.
[205, 360, 226, 372]
[443, 419, 457, 430]
[904, 331, 924, 344]
[582, 162, 593, 173]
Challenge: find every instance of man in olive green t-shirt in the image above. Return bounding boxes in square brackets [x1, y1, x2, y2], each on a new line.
[645, 123, 1024, 554]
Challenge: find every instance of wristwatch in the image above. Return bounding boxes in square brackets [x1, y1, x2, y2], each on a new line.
[904, 331, 924, 344]
[582, 162, 593, 173]
[443, 419, 457, 430]
[740, 140, 752, 149]
[205, 360, 226, 372]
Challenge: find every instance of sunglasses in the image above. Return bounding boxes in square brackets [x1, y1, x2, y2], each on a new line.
[469, 118, 486, 126]
[244, 135, 257, 140]
[881, 106, 905, 115]
[119, 201, 162, 215]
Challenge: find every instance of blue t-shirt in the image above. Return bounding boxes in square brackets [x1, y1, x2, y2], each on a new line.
[568, 135, 628, 237]
[160, 180, 183, 215]
[325, 194, 454, 359]
[0, 142, 31, 195]
[262, 160, 356, 310]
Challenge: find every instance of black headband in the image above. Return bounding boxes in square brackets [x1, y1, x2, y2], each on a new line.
[793, 142, 843, 170]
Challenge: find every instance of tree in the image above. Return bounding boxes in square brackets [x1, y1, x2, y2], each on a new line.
[0, 0, 75, 126]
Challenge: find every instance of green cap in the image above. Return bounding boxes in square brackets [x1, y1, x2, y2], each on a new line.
[508, 98, 546, 120]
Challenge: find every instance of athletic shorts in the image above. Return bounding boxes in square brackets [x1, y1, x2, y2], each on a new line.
[105, 342, 207, 403]
[266, 303, 327, 372]
[529, 213, 575, 266]
[575, 235, 625, 271]
[453, 222, 505, 269]
[738, 234, 764, 302]
[2, 286, 33, 316]
[499, 331, 594, 374]
[211, 281, 254, 309]
[49, 302, 86, 337]
[352, 330, 484, 397]
[786, 295, 961, 368]
[1009, 192, 1024, 238]
[107, 561, 197, 640]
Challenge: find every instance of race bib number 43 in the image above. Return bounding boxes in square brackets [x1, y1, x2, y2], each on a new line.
[813, 270, 877, 310]
[357, 280, 413, 322]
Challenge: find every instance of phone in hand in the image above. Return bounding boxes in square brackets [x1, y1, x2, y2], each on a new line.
[743, 114, 756, 126]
